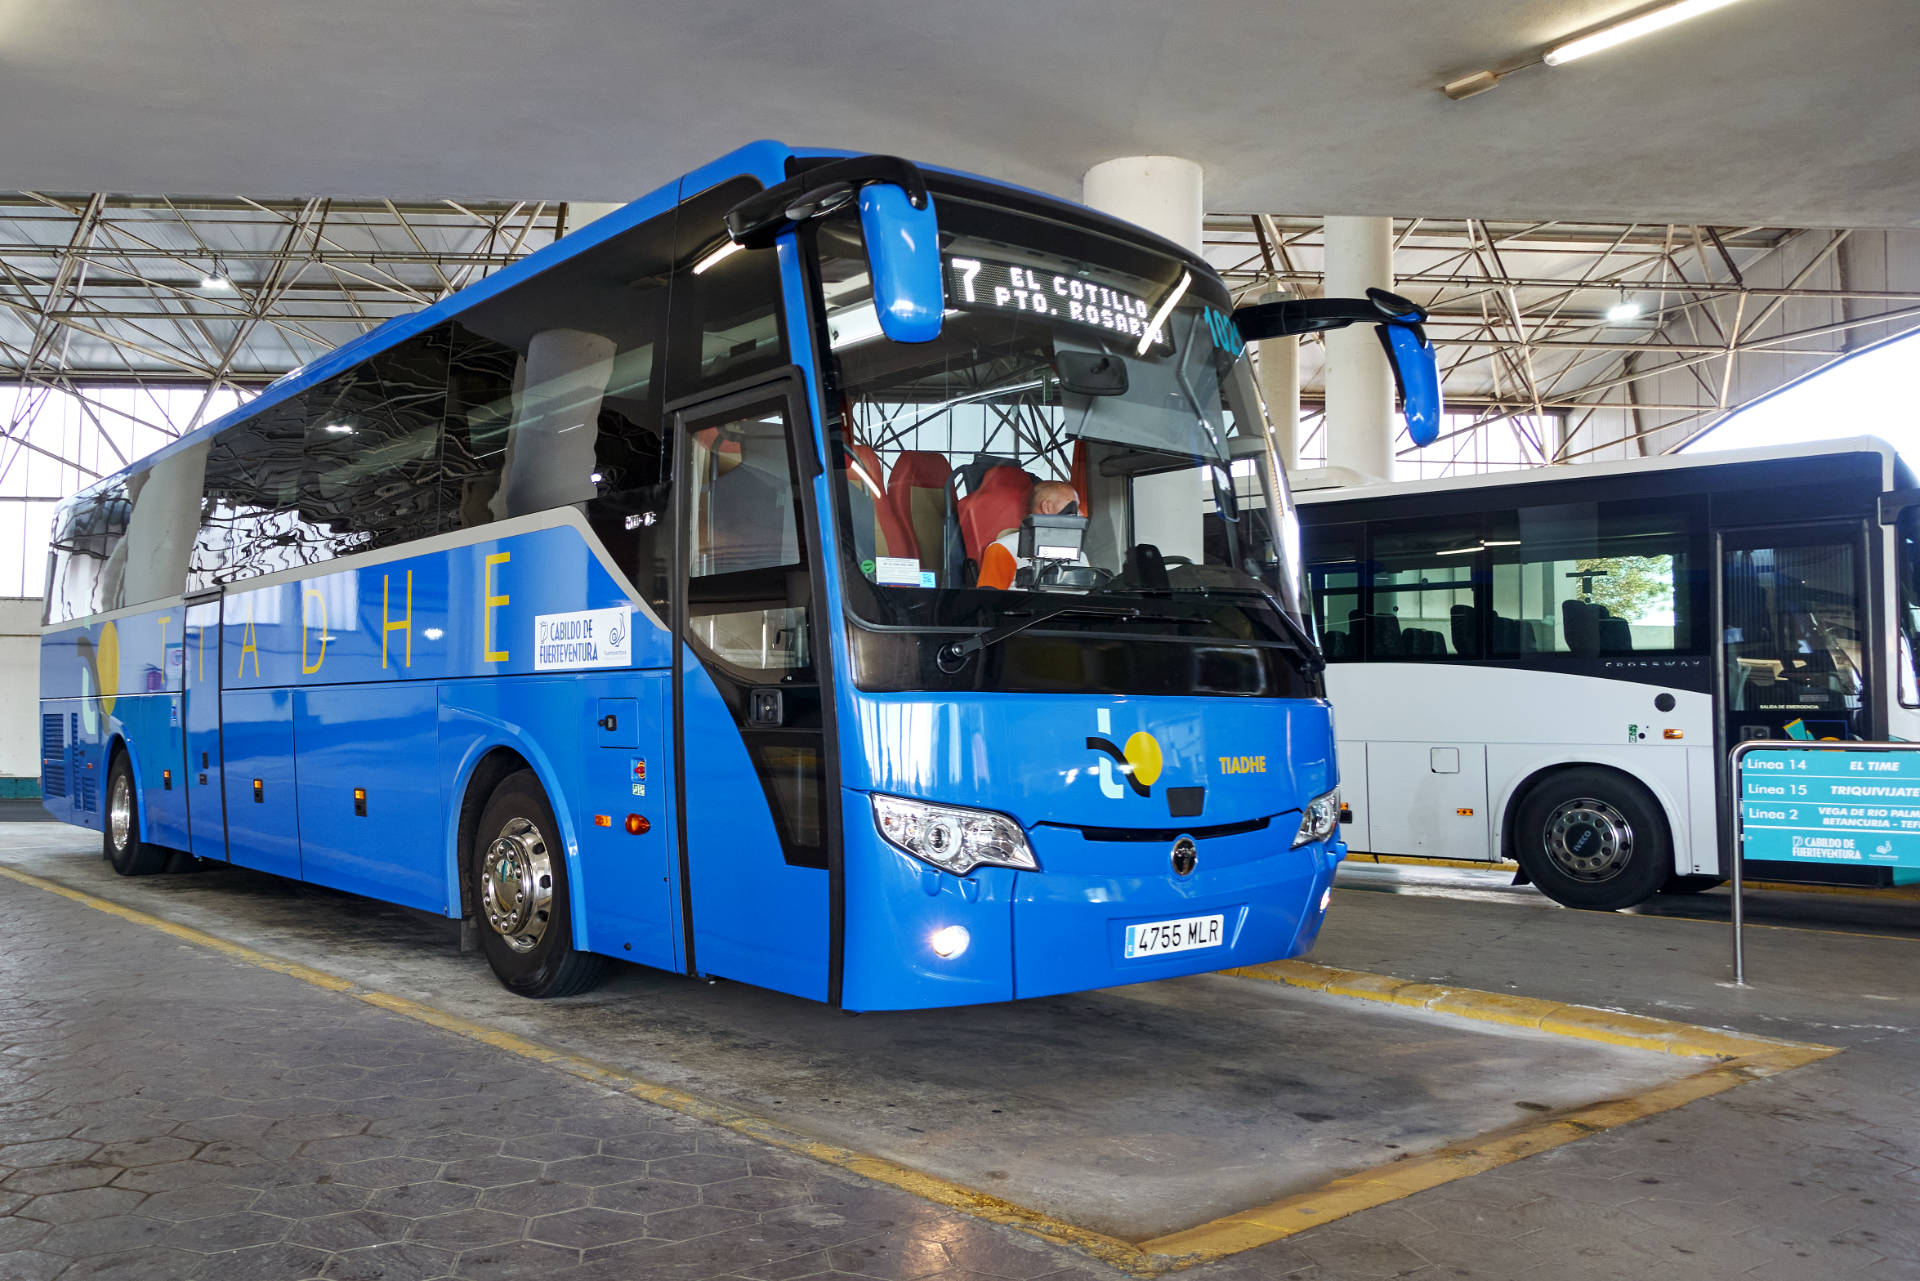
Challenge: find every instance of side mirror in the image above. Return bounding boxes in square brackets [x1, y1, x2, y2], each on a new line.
[857, 183, 944, 344]
[1055, 351, 1129, 397]
[1233, 287, 1444, 447]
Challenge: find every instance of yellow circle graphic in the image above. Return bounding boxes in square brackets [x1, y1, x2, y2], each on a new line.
[1123, 731, 1163, 787]
[96, 621, 120, 717]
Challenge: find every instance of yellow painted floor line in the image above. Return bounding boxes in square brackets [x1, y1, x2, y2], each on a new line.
[0, 864, 1839, 1277]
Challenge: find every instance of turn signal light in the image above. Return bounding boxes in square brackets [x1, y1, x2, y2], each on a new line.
[1664, 729, 1684, 740]
[625, 814, 649, 835]
[592, 814, 613, 828]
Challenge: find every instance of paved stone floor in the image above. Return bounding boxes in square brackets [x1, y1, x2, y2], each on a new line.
[1, 834, 1916, 1280]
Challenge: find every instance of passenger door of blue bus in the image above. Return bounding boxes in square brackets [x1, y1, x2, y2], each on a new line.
[182, 591, 226, 861]
[671, 378, 834, 1001]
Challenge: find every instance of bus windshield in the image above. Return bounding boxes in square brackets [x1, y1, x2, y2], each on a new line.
[813, 190, 1306, 657]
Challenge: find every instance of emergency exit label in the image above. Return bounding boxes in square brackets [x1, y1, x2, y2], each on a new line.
[1738, 746, 1920, 868]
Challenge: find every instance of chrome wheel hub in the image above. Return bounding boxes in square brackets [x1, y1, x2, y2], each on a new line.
[480, 817, 554, 953]
[1543, 797, 1634, 882]
[108, 773, 132, 853]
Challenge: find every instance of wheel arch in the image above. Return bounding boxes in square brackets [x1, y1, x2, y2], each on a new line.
[103, 732, 151, 843]
[1497, 758, 1684, 874]
[443, 723, 588, 952]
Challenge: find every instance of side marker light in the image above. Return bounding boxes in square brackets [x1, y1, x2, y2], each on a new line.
[593, 814, 613, 828]
[930, 925, 970, 958]
[1456, 807, 1475, 816]
[1664, 729, 1684, 740]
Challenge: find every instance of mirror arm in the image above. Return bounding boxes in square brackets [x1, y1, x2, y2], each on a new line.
[723, 155, 930, 249]
[1232, 287, 1428, 342]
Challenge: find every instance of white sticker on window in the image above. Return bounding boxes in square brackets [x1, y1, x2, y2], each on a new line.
[534, 606, 632, 671]
[874, 557, 924, 586]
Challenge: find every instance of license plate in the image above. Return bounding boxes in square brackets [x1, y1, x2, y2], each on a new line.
[1123, 913, 1225, 959]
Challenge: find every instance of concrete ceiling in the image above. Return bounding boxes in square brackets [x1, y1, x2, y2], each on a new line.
[2, 0, 1916, 228]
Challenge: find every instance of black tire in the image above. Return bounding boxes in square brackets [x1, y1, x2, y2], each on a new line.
[1660, 873, 1726, 895]
[1512, 768, 1670, 911]
[104, 752, 167, 876]
[468, 770, 606, 999]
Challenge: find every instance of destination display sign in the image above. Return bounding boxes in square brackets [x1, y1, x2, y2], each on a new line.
[1737, 745, 1920, 869]
[945, 255, 1173, 352]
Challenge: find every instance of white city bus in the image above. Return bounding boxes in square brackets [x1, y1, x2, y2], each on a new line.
[1294, 438, 1920, 909]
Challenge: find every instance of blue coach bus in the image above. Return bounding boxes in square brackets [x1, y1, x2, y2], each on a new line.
[37, 143, 1438, 1009]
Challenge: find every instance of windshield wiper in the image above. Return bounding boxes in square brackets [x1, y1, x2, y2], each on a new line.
[936, 602, 1141, 673]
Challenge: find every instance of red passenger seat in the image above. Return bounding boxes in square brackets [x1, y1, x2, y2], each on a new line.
[850, 444, 913, 559]
[957, 465, 1034, 565]
[887, 450, 951, 563]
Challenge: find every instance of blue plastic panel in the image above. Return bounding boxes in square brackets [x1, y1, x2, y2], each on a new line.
[220, 687, 301, 879]
[297, 684, 446, 912]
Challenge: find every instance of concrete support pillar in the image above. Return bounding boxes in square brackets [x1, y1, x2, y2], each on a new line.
[1322, 216, 1396, 481]
[1082, 157, 1205, 559]
[1255, 290, 1301, 473]
[1082, 156, 1204, 254]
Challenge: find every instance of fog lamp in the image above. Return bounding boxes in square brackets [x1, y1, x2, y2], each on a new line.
[930, 925, 971, 958]
[1319, 887, 1332, 913]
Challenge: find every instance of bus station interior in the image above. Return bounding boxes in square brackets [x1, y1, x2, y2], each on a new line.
[4, 3, 1920, 1280]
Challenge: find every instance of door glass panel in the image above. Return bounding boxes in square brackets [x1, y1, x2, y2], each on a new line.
[685, 405, 810, 675]
[1898, 508, 1920, 708]
[1304, 527, 1362, 662]
[1724, 534, 1868, 741]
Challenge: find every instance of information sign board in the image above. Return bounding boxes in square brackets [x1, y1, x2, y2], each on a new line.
[1737, 745, 1920, 869]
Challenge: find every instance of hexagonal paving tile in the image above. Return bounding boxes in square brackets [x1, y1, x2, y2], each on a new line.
[0, 1137, 100, 1168]
[400, 1132, 501, 1163]
[189, 1240, 331, 1281]
[528, 1206, 651, 1249]
[479, 1178, 594, 1217]
[247, 1180, 371, 1219]
[598, 1131, 698, 1163]
[543, 1154, 651, 1187]
[298, 1134, 402, 1165]
[406, 1207, 527, 1251]
[589, 1179, 702, 1216]
[456, 1238, 581, 1280]
[439, 1155, 543, 1189]
[647, 1202, 760, 1242]
[701, 1176, 813, 1213]
[648, 1152, 752, 1186]
[94, 1136, 200, 1168]
[334, 1156, 442, 1189]
[133, 1183, 262, 1222]
[1, 1161, 117, 1196]
[13, 1185, 146, 1223]
[321, 1240, 457, 1281]
[365, 1179, 481, 1218]
[285, 1209, 412, 1253]
[160, 1209, 293, 1253]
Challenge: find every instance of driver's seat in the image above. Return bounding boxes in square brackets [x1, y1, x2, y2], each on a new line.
[957, 466, 1034, 565]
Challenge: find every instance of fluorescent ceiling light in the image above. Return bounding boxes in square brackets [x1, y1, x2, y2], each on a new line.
[1545, 0, 1749, 67]
[692, 239, 743, 275]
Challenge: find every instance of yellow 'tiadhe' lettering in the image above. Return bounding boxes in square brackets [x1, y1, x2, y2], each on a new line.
[239, 601, 261, 679]
[1217, 755, 1268, 775]
[382, 571, 413, 669]
[301, 586, 328, 674]
[483, 553, 510, 663]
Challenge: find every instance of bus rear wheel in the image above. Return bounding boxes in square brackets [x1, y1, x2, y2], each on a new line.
[469, 771, 606, 999]
[1513, 769, 1669, 911]
[104, 752, 166, 876]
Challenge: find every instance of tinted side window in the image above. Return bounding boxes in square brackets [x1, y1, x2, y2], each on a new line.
[1488, 503, 1694, 657]
[668, 176, 786, 398]
[1304, 525, 1362, 662]
[192, 395, 306, 590]
[1370, 522, 1482, 660]
[444, 209, 675, 599]
[298, 333, 449, 556]
[45, 485, 128, 623]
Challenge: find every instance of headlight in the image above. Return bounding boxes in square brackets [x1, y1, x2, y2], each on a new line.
[871, 795, 1038, 875]
[1292, 788, 1341, 848]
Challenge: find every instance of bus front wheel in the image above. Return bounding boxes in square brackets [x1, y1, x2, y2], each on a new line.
[104, 752, 166, 876]
[1513, 769, 1670, 911]
[469, 771, 606, 999]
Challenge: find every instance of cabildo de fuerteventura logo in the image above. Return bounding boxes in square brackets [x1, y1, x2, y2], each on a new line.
[1086, 708, 1162, 799]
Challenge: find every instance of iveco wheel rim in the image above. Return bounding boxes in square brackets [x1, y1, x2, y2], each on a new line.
[1542, 797, 1634, 882]
[480, 817, 554, 953]
[108, 774, 132, 853]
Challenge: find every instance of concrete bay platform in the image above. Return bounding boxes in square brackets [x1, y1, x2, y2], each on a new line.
[0, 821, 1913, 1280]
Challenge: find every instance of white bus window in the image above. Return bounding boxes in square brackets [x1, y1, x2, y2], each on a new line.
[1488, 504, 1689, 658]
[1368, 525, 1479, 660]
[1307, 529, 1363, 662]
